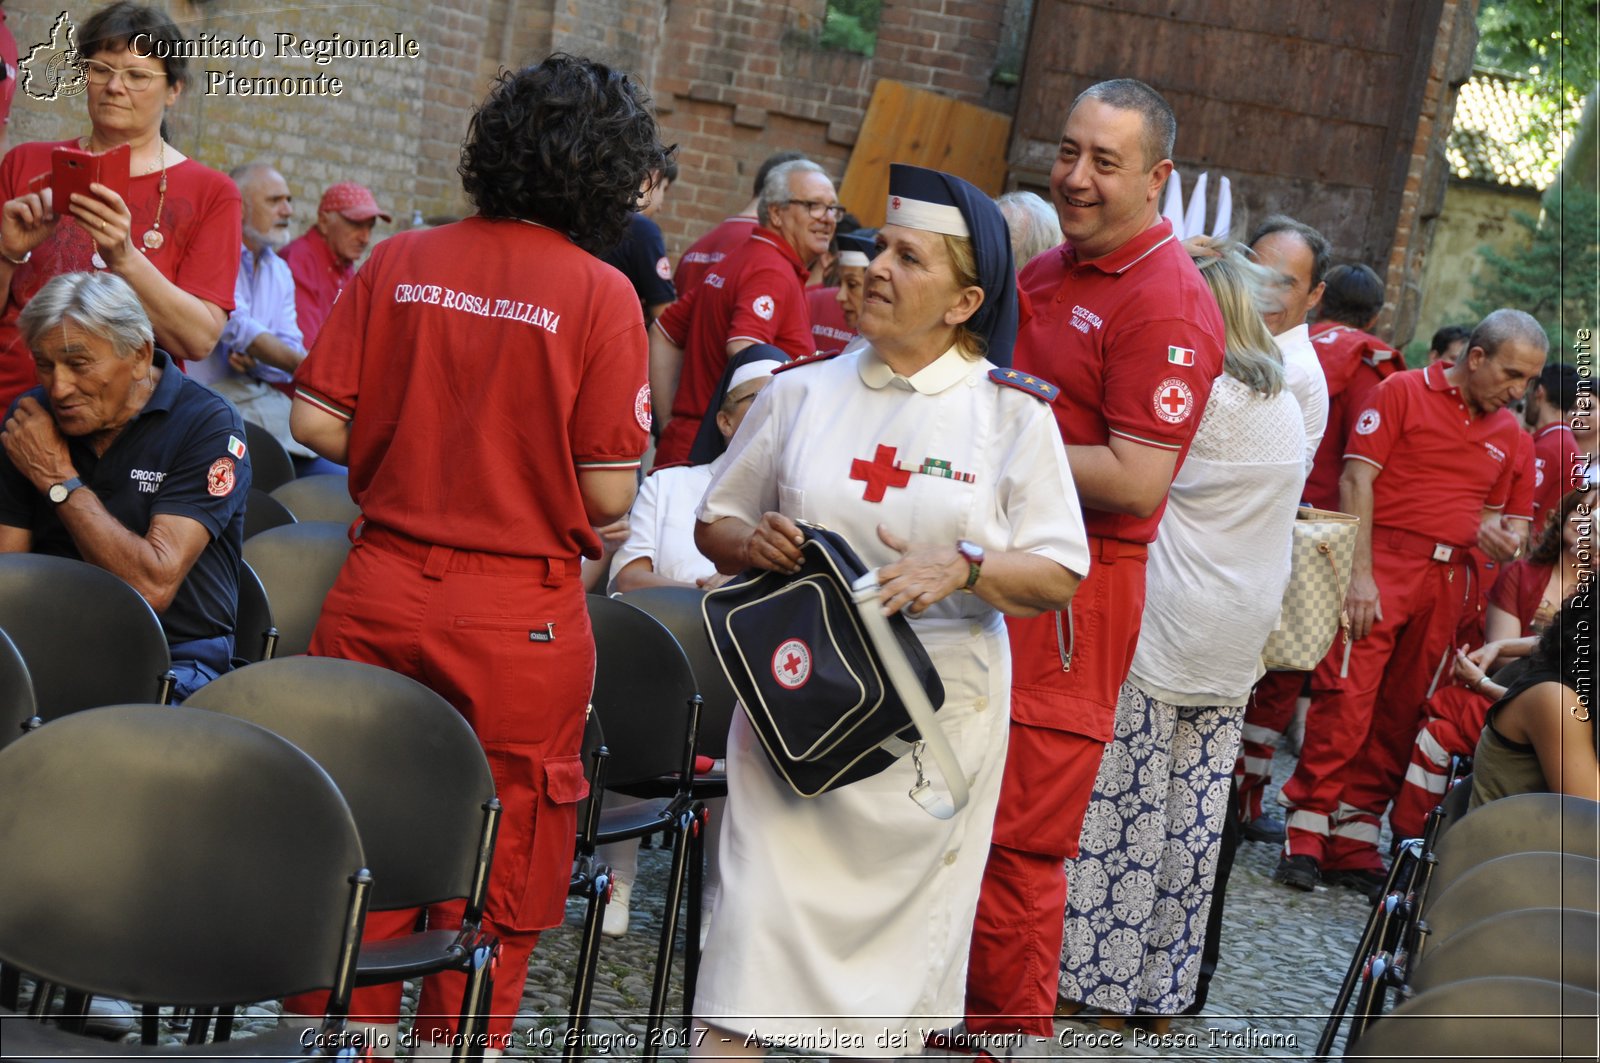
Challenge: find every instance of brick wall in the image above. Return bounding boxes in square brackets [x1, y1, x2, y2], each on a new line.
[651, 0, 1015, 252]
[1383, 0, 1479, 342]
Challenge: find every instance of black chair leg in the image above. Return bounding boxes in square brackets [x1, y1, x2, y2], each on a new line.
[451, 935, 497, 1063]
[565, 866, 613, 1063]
[141, 1005, 160, 1045]
[1, 965, 20, 1010]
[682, 807, 708, 1028]
[58, 989, 88, 1035]
[644, 807, 698, 1063]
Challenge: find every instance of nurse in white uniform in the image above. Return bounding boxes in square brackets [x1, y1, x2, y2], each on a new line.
[690, 165, 1091, 1056]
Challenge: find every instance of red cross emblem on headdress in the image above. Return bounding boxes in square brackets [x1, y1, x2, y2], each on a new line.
[850, 444, 911, 502]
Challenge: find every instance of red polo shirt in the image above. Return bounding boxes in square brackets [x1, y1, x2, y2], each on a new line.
[673, 215, 758, 297]
[1344, 362, 1521, 549]
[1302, 322, 1400, 510]
[1508, 428, 1536, 524]
[295, 217, 648, 559]
[653, 226, 813, 466]
[1013, 218, 1225, 543]
[806, 285, 854, 356]
[1532, 422, 1582, 527]
[281, 226, 355, 351]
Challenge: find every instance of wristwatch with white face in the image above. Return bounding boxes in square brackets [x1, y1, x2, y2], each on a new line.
[48, 477, 84, 505]
[956, 538, 985, 592]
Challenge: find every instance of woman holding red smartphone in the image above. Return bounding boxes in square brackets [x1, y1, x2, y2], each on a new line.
[0, 2, 240, 408]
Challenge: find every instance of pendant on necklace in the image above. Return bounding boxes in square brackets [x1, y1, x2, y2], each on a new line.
[91, 252, 106, 270]
[142, 229, 164, 251]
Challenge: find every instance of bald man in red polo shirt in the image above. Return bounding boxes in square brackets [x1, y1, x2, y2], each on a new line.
[964, 78, 1225, 1037]
[649, 159, 834, 467]
[1276, 309, 1547, 896]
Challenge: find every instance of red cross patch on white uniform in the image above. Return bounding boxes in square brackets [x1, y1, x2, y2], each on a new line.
[752, 295, 775, 320]
[1152, 377, 1194, 424]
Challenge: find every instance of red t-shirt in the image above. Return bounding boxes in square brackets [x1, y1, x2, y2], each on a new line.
[1302, 322, 1399, 511]
[1344, 363, 1522, 548]
[673, 215, 757, 297]
[1508, 428, 1536, 524]
[1532, 422, 1582, 529]
[653, 227, 812, 466]
[1013, 218, 1225, 543]
[1488, 558, 1557, 635]
[0, 141, 241, 407]
[280, 225, 354, 351]
[295, 217, 648, 559]
[806, 285, 854, 356]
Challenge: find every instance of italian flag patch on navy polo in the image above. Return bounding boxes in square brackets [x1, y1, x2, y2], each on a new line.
[1167, 346, 1195, 366]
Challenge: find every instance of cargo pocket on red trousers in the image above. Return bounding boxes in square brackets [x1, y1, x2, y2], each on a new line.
[482, 748, 588, 932]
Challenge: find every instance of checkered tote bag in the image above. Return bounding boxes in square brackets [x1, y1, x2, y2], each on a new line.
[1262, 507, 1360, 672]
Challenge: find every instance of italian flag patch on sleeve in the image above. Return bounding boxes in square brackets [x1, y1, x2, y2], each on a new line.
[1167, 346, 1195, 366]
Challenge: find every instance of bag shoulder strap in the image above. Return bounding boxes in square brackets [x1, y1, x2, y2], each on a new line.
[850, 572, 969, 819]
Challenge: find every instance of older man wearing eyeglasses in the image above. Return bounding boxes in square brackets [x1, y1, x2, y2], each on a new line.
[648, 158, 837, 468]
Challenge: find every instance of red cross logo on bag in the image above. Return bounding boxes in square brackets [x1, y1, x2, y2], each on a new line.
[772, 638, 812, 689]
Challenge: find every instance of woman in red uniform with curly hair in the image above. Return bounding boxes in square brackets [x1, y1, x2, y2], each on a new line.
[288, 54, 667, 1054]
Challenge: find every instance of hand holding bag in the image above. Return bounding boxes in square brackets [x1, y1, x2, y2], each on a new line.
[701, 522, 968, 817]
[1262, 506, 1360, 672]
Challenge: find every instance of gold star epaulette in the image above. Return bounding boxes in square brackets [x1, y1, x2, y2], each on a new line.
[989, 367, 1059, 402]
[772, 350, 844, 375]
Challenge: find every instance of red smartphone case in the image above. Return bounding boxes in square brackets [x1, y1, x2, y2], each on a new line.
[52, 143, 131, 208]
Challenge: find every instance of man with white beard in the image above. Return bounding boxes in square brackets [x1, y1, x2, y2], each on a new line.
[191, 162, 318, 470]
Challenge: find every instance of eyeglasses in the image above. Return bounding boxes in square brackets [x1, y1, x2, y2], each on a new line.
[80, 59, 168, 91]
[786, 199, 846, 222]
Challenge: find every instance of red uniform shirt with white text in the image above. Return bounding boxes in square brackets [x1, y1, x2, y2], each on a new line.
[296, 216, 649, 557]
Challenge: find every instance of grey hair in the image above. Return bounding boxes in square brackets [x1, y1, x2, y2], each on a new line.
[1470, 308, 1550, 360]
[1249, 214, 1332, 289]
[18, 272, 154, 358]
[1188, 239, 1285, 397]
[757, 158, 827, 225]
[995, 191, 1062, 266]
[228, 161, 279, 192]
[1071, 78, 1176, 168]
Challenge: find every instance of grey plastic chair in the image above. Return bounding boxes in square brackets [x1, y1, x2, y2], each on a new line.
[1420, 851, 1600, 947]
[187, 657, 501, 1062]
[243, 421, 296, 494]
[1409, 907, 1600, 994]
[0, 554, 173, 716]
[1348, 976, 1598, 1062]
[244, 487, 298, 541]
[241, 522, 352, 657]
[0, 704, 371, 1056]
[1431, 793, 1600, 889]
[271, 475, 359, 526]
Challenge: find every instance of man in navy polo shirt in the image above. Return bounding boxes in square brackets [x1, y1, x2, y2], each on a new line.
[0, 272, 250, 699]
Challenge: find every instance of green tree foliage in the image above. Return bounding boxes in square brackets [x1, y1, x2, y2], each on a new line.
[1476, 0, 1598, 141]
[821, 0, 882, 56]
[1469, 186, 1598, 358]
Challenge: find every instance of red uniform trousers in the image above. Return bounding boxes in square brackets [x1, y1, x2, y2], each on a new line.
[1234, 670, 1305, 823]
[1453, 547, 1494, 648]
[284, 525, 594, 1045]
[1280, 528, 1472, 871]
[1387, 684, 1490, 841]
[966, 538, 1146, 1036]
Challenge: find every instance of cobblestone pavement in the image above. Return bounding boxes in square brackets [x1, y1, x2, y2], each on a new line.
[92, 749, 1375, 1060]
[512, 746, 1376, 1061]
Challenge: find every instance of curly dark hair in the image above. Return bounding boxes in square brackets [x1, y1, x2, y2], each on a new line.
[1529, 600, 1597, 754]
[459, 54, 670, 254]
[80, 2, 189, 88]
[1529, 487, 1595, 567]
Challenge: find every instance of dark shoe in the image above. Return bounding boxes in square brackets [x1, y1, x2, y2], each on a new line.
[1241, 812, 1287, 844]
[1273, 853, 1319, 891]
[1328, 866, 1389, 904]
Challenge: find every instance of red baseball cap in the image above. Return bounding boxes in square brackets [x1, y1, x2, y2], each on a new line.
[318, 182, 392, 223]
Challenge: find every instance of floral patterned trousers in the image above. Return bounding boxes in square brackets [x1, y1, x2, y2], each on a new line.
[1059, 678, 1245, 1015]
